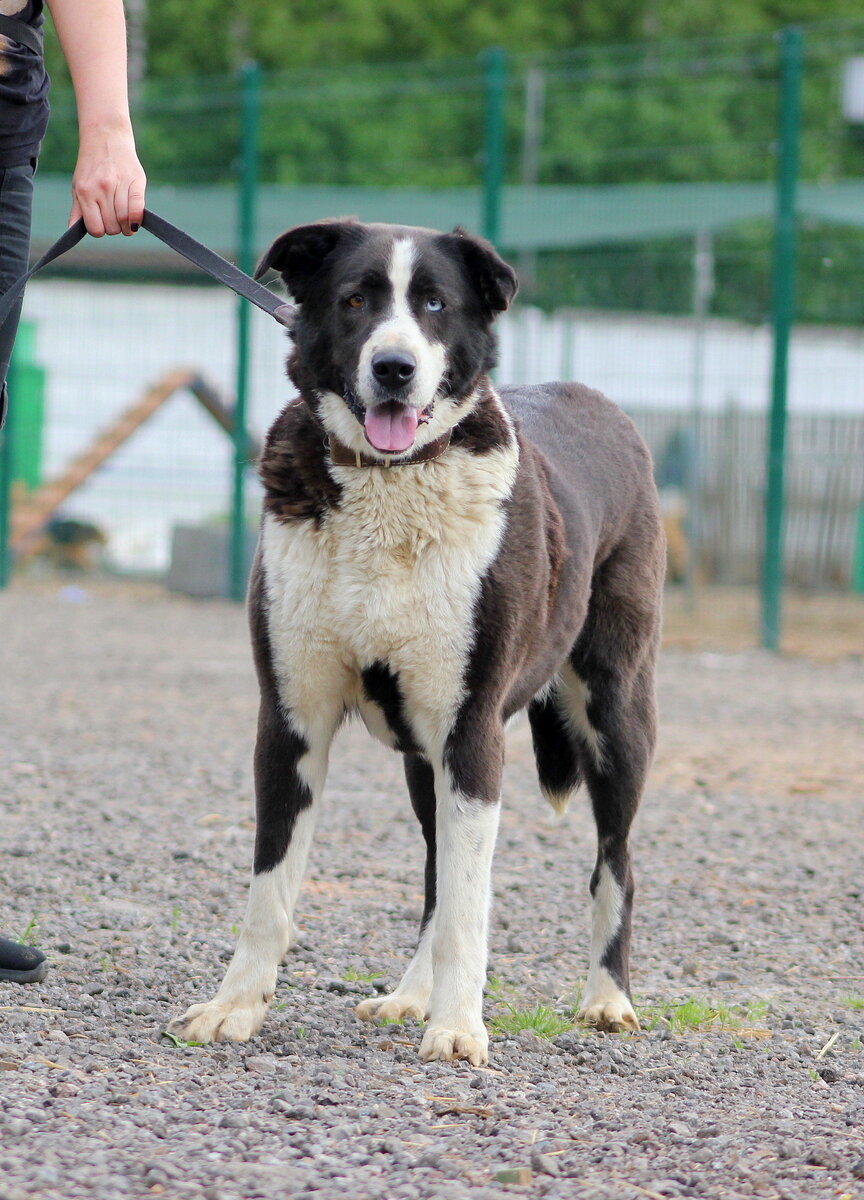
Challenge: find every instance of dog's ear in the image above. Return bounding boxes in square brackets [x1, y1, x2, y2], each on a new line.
[440, 227, 518, 315]
[255, 219, 362, 302]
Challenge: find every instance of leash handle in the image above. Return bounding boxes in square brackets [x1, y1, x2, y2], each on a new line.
[0, 209, 296, 333]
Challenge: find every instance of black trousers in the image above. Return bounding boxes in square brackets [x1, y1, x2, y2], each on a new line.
[0, 159, 36, 430]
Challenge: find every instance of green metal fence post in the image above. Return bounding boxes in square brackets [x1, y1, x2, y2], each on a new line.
[761, 27, 803, 651]
[229, 60, 262, 602]
[482, 47, 507, 245]
[853, 504, 864, 594]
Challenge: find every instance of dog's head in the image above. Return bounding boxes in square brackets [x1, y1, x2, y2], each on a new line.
[256, 220, 517, 460]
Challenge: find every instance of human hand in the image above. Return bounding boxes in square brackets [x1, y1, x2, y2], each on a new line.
[70, 122, 147, 237]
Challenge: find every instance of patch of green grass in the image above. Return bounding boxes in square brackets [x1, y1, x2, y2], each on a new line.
[492, 1003, 575, 1041]
[161, 1030, 206, 1049]
[15, 916, 40, 947]
[485, 975, 523, 1001]
[747, 1000, 770, 1022]
[343, 969, 383, 983]
[170, 906, 181, 930]
[841, 995, 864, 1011]
[640, 997, 770, 1034]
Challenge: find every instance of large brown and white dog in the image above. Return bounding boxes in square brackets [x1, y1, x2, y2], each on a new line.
[169, 220, 665, 1065]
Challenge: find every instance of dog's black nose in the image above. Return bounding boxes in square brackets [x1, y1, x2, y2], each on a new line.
[371, 351, 416, 390]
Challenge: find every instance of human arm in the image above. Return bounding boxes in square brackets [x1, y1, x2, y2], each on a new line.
[45, 0, 146, 236]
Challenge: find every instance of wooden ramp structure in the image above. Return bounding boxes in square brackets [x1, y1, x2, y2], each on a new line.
[10, 368, 262, 557]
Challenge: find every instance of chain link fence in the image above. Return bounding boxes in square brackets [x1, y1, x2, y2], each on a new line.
[2, 23, 863, 640]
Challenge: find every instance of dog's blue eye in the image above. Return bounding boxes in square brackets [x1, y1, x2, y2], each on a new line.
[425, 297, 444, 312]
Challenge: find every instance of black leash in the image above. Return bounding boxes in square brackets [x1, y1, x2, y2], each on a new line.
[0, 209, 296, 333]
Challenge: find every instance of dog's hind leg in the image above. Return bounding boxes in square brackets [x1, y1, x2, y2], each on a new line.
[356, 752, 436, 1025]
[168, 700, 335, 1044]
[568, 548, 662, 1033]
[563, 654, 656, 1033]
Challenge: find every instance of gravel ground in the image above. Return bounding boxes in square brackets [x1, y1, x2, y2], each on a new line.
[1, 580, 862, 1200]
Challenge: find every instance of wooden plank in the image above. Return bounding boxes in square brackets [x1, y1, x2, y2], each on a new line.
[10, 369, 260, 555]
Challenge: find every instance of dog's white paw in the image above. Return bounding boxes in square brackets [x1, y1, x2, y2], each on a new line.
[419, 1025, 489, 1066]
[167, 995, 269, 1044]
[579, 995, 640, 1033]
[355, 993, 427, 1024]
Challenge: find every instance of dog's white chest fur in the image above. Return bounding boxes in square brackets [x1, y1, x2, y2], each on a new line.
[261, 438, 519, 751]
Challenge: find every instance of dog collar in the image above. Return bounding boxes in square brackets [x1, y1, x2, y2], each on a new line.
[327, 429, 452, 469]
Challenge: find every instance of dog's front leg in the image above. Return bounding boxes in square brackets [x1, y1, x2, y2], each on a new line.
[356, 753, 437, 1025]
[168, 702, 332, 1044]
[418, 727, 503, 1067]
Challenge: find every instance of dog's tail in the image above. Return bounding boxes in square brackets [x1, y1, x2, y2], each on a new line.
[528, 685, 584, 818]
[542, 789, 575, 818]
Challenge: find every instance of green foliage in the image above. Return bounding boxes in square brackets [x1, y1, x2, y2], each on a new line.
[37, 5, 864, 324]
[14, 916, 40, 947]
[640, 997, 770, 1033]
[137, 0, 864, 76]
[492, 1002, 575, 1040]
[161, 1030, 206, 1048]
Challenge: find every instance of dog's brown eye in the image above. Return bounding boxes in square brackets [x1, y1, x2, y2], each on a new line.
[347, 294, 365, 309]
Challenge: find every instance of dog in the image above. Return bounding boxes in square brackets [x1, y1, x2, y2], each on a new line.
[169, 220, 665, 1065]
[32, 516, 107, 571]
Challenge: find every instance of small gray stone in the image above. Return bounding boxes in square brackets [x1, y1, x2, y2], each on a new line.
[324, 978, 365, 994]
[806, 1146, 842, 1170]
[245, 1055, 278, 1075]
[530, 1147, 561, 1177]
[217, 1112, 248, 1130]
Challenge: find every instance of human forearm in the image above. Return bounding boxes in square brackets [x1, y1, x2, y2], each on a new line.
[46, 0, 134, 135]
[45, 0, 146, 236]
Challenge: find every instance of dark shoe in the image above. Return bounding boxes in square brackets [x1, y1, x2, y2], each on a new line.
[0, 935, 48, 983]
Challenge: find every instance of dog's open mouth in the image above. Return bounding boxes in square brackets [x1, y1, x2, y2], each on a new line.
[364, 401, 421, 454]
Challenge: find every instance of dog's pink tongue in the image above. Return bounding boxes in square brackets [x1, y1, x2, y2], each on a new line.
[364, 403, 419, 453]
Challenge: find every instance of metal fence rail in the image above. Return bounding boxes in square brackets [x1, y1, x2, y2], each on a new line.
[2, 22, 864, 644]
